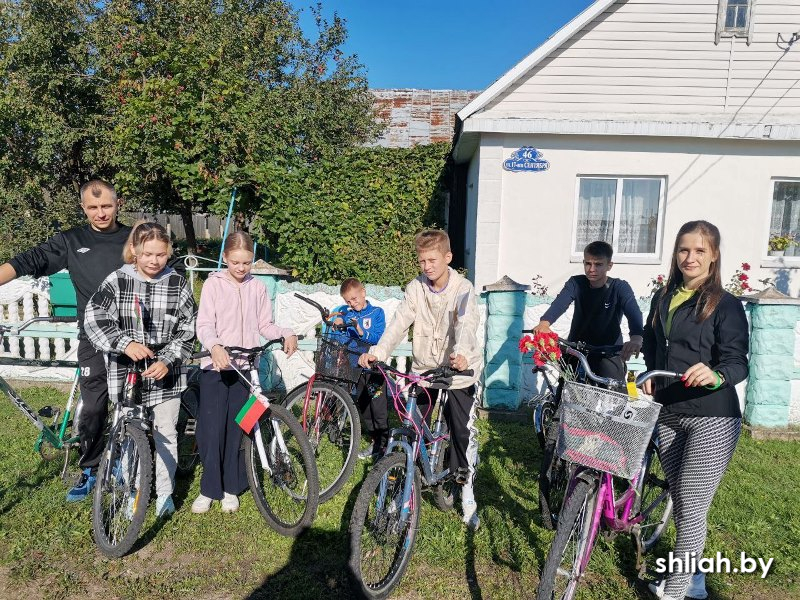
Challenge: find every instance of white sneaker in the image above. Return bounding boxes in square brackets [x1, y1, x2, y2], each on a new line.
[646, 580, 681, 600]
[221, 492, 239, 513]
[191, 494, 213, 514]
[686, 572, 708, 600]
[462, 499, 480, 530]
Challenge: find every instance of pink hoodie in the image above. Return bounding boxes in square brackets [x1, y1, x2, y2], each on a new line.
[196, 271, 295, 370]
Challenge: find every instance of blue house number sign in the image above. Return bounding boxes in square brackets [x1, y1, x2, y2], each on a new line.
[503, 147, 550, 172]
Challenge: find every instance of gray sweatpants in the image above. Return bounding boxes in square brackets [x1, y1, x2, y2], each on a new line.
[151, 397, 180, 498]
[657, 412, 741, 600]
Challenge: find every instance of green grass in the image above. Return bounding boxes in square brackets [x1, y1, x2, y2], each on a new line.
[1, 386, 799, 599]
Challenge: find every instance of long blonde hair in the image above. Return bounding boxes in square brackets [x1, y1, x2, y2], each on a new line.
[223, 230, 254, 255]
[123, 220, 172, 264]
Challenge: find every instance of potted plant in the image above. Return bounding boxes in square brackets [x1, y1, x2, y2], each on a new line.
[768, 234, 794, 256]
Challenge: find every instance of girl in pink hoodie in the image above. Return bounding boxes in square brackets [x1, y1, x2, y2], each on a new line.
[192, 231, 298, 514]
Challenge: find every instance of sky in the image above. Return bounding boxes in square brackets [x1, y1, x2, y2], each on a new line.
[292, 1, 596, 91]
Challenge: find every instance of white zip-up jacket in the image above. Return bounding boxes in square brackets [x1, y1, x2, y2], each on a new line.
[370, 268, 482, 389]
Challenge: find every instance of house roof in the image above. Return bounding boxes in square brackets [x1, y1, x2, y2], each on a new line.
[456, 0, 616, 123]
[452, 0, 800, 161]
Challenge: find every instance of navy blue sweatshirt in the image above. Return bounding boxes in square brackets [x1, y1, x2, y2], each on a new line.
[9, 223, 132, 336]
[541, 276, 644, 346]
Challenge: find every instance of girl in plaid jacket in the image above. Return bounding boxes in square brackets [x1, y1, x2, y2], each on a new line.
[85, 221, 196, 518]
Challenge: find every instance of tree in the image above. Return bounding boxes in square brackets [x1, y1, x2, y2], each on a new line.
[92, 0, 380, 251]
[0, 0, 101, 260]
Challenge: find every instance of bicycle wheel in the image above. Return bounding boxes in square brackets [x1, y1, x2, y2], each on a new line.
[284, 380, 360, 503]
[536, 477, 598, 600]
[92, 425, 153, 558]
[349, 452, 421, 600]
[539, 417, 570, 530]
[432, 427, 455, 512]
[244, 403, 319, 537]
[634, 442, 673, 553]
[176, 383, 199, 478]
[535, 395, 557, 450]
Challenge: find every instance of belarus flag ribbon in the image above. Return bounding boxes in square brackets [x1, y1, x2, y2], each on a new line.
[235, 394, 270, 433]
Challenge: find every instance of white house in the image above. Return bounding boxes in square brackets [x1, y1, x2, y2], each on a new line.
[450, 0, 800, 296]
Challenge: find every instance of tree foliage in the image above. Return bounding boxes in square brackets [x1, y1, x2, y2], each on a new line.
[92, 0, 380, 248]
[0, 0, 381, 257]
[0, 0, 101, 260]
[252, 143, 451, 286]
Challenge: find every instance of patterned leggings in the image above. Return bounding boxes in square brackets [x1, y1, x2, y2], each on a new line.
[657, 412, 741, 599]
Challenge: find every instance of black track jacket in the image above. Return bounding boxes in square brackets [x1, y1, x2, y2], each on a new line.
[643, 287, 749, 417]
[9, 223, 132, 336]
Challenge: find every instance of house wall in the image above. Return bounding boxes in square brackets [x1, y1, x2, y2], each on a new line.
[470, 133, 800, 296]
[481, 0, 800, 119]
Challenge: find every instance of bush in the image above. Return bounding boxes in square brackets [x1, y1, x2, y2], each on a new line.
[251, 143, 450, 286]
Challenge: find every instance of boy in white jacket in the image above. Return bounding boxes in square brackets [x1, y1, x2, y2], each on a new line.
[359, 230, 483, 529]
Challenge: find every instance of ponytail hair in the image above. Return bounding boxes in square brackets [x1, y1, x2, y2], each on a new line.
[222, 230, 254, 255]
[123, 220, 172, 264]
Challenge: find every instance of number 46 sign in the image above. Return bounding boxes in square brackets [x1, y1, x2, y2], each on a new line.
[503, 146, 550, 172]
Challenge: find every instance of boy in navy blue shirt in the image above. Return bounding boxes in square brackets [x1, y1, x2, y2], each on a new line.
[535, 241, 643, 379]
[331, 278, 388, 459]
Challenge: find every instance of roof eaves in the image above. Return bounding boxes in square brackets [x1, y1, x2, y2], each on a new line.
[455, 0, 617, 123]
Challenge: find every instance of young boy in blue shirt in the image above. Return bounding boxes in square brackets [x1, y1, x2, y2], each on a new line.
[331, 277, 388, 459]
[534, 241, 643, 378]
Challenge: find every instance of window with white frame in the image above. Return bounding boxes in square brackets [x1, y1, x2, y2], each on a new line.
[768, 180, 800, 257]
[574, 177, 665, 258]
[716, 0, 754, 44]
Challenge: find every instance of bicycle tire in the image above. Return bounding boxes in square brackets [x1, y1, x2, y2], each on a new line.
[535, 395, 557, 450]
[348, 452, 421, 600]
[176, 383, 200, 478]
[92, 425, 153, 558]
[633, 442, 673, 553]
[284, 380, 360, 503]
[536, 477, 598, 600]
[244, 403, 320, 537]
[539, 417, 570, 530]
[432, 425, 455, 513]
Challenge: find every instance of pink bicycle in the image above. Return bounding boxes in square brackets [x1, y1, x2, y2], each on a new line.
[536, 345, 679, 600]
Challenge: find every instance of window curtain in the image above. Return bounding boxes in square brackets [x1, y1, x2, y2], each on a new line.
[771, 181, 800, 257]
[618, 179, 660, 253]
[576, 179, 616, 251]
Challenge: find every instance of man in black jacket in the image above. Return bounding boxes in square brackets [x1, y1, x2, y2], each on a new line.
[0, 180, 132, 502]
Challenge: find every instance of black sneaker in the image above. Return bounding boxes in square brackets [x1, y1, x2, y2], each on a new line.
[358, 442, 377, 460]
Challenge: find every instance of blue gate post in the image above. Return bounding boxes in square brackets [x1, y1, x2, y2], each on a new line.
[482, 276, 530, 410]
[743, 287, 800, 427]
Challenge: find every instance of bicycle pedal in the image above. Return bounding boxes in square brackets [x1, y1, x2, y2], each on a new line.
[38, 405, 54, 418]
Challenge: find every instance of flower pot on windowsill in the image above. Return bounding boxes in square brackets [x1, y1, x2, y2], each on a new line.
[768, 250, 785, 257]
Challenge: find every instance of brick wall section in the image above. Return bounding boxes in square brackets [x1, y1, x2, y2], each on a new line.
[370, 89, 480, 148]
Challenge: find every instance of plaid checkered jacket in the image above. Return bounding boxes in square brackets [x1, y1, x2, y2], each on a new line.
[85, 264, 197, 407]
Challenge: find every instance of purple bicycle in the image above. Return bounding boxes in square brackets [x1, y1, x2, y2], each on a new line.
[536, 345, 678, 600]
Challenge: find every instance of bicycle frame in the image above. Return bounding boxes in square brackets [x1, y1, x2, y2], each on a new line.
[380, 384, 450, 526]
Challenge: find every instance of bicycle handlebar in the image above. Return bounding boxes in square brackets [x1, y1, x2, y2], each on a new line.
[294, 293, 350, 331]
[191, 337, 291, 360]
[563, 345, 681, 389]
[368, 361, 474, 387]
[0, 315, 77, 335]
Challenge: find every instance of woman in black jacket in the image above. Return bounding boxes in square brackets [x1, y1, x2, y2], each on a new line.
[642, 220, 749, 600]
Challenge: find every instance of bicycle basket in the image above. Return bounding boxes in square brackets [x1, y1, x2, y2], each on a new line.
[556, 381, 661, 480]
[314, 332, 370, 384]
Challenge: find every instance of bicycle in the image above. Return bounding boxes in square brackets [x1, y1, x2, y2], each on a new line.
[0, 316, 82, 481]
[348, 362, 472, 600]
[284, 293, 364, 503]
[524, 333, 624, 530]
[535, 345, 677, 600]
[192, 338, 320, 536]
